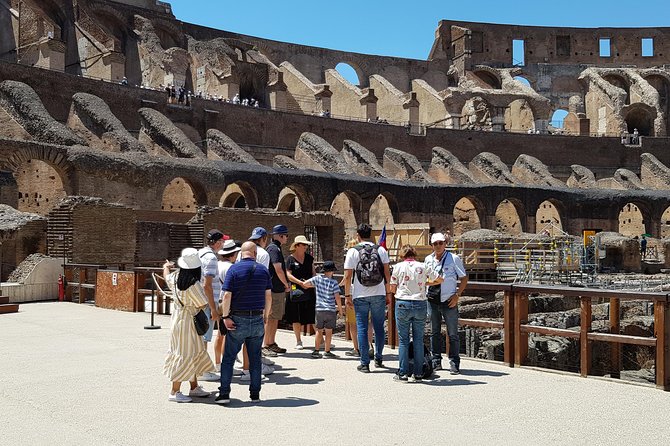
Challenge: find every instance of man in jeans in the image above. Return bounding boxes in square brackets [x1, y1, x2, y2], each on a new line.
[217, 242, 272, 404]
[343, 224, 391, 373]
[425, 232, 468, 374]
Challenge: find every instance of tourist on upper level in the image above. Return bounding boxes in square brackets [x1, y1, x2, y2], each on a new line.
[343, 223, 391, 373]
[232, 93, 240, 104]
[390, 245, 441, 382]
[640, 235, 648, 259]
[285, 235, 317, 350]
[633, 128, 640, 144]
[262, 224, 291, 357]
[425, 232, 468, 374]
[163, 248, 215, 403]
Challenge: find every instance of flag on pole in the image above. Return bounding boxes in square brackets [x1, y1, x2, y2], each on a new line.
[379, 225, 387, 249]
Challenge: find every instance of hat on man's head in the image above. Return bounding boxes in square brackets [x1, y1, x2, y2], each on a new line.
[430, 233, 447, 244]
[207, 229, 228, 243]
[272, 224, 289, 235]
[218, 239, 241, 256]
[177, 247, 201, 269]
[322, 260, 337, 272]
[249, 227, 267, 240]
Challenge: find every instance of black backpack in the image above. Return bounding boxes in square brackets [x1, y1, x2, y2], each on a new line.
[407, 341, 434, 379]
[355, 244, 384, 286]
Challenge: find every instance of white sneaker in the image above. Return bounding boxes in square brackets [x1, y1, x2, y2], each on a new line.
[200, 371, 220, 382]
[262, 364, 274, 375]
[239, 371, 269, 382]
[261, 357, 275, 366]
[215, 363, 221, 373]
[168, 391, 192, 403]
[232, 365, 244, 376]
[295, 341, 304, 350]
[188, 386, 210, 398]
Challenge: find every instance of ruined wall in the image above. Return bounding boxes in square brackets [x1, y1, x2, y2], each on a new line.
[71, 203, 137, 264]
[14, 159, 66, 215]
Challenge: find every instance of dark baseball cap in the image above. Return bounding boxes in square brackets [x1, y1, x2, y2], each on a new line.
[272, 224, 288, 235]
[249, 227, 267, 240]
[207, 229, 229, 243]
[322, 260, 337, 272]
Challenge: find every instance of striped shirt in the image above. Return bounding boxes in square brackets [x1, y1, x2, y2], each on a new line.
[222, 258, 272, 311]
[307, 274, 340, 312]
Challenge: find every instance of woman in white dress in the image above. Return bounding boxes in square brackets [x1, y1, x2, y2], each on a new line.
[163, 248, 215, 402]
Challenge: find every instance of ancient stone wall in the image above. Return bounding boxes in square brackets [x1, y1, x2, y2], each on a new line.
[71, 203, 136, 264]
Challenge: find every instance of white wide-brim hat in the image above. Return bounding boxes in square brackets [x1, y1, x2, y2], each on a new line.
[218, 239, 241, 256]
[290, 235, 313, 251]
[177, 247, 202, 269]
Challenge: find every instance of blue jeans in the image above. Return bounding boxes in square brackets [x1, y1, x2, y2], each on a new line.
[353, 295, 386, 366]
[429, 301, 460, 367]
[219, 315, 264, 395]
[395, 299, 427, 377]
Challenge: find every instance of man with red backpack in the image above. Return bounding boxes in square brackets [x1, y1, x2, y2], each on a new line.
[343, 224, 391, 373]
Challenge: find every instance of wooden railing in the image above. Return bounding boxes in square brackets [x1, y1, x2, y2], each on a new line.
[456, 281, 670, 390]
[64, 263, 103, 303]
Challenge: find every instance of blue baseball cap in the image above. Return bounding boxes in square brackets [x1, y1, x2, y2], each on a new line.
[272, 224, 289, 235]
[249, 227, 267, 240]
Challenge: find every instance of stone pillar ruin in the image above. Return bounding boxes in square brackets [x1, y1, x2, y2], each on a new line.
[268, 71, 287, 111]
[360, 88, 378, 122]
[100, 52, 126, 82]
[445, 112, 462, 129]
[35, 37, 66, 71]
[491, 106, 507, 132]
[315, 86, 332, 114]
[403, 92, 420, 132]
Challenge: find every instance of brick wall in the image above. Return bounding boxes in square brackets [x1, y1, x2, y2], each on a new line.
[71, 203, 136, 264]
[135, 221, 170, 264]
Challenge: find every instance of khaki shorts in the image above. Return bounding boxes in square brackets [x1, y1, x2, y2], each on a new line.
[269, 291, 286, 320]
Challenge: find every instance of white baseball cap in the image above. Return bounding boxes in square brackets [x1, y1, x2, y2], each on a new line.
[430, 233, 447, 244]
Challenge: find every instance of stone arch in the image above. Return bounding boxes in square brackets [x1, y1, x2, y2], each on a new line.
[335, 62, 364, 87]
[505, 99, 535, 132]
[645, 74, 670, 109]
[220, 181, 258, 209]
[495, 198, 524, 235]
[14, 159, 66, 215]
[87, 4, 129, 48]
[513, 75, 533, 89]
[369, 193, 398, 228]
[453, 196, 483, 237]
[662, 206, 670, 238]
[618, 202, 647, 237]
[603, 74, 630, 105]
[624, 104, 656, 136]
[535, 199, 564, 235]
[550, 109, 569, 129]
[473, 67, 502, 89]
[152, 20, 182, 49]
[21, 0, 67, 39]
[330, 191, 360, 243]
[161, 177, 206, 212]
[5, 147, 74, 195]
[276, 185, 313, 213]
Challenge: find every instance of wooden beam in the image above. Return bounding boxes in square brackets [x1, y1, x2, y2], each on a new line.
[520, 325, 581, 339]
[655, 300, 670, 391]
[514, 292, 528, 366]
[504, 290, 515, 368]
[610, 297, 621, 379]
[587, 332, 656, 346]
[580, 296, 592, 378]
[458, 318, 504, 329]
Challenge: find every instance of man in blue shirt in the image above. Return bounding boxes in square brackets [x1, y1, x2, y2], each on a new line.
[217, 242, 272, 404]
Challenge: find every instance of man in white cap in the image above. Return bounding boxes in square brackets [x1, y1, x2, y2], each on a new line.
[424, 232, 468, 374]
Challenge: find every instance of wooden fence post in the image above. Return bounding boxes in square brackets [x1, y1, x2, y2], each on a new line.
[514, 291, 528, 366]
[580, 296, 592, 377]
[610, 297, 621, 379]
[655, 299, 670, 390]
[504, 290, 515, 367]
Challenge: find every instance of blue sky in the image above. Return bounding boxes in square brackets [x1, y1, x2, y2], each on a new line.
[169, 0, 670, 60]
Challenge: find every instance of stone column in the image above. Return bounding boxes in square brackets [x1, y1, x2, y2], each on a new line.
[268, 71, 287, 111]
[403, 92, 420, 133]
[315, 86, 333, 115]
[491, 106, 507, 132]
[445, 112, 462, 129]
[360, 88, 378, 121]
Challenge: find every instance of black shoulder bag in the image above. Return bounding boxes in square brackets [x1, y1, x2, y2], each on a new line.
[426, 253, 449, 304]
[175, 289, 210, 336]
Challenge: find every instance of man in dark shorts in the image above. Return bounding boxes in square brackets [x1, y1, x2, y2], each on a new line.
[262, 224, 290, 357]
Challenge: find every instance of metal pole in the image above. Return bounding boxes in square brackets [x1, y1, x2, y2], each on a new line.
[144, 270, 160, 330]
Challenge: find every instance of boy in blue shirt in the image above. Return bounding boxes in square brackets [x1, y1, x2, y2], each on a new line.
[303, 260, 342, 358]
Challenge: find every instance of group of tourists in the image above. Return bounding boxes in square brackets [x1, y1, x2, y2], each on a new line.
[162, 222, 468, 404]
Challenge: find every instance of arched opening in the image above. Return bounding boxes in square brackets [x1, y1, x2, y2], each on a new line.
[603, 74, 630, 105]
[496, 199, 523, 235]
[335, 62, 361, 87]
[535, 200, 563, 235]
[550, 109, 569, 129]
[618, 202, 645, 236]
[461, 96, 492, 131]
[276, 187, 301, 212]
[14, 159, 66, 215]
[220, 182, 257, 209]
[154, 25, 180, 49]
[453, 197, 482, 236]
[369, 194, 395, 228]
[662, 206, 670, 239]
[330, 192, 359, 244]
[161, 177, 197, 212]
[505, 99, 535, 132]
[514, 76, 532, 89]
[473, 70, 501, 89]
[646, 75, 670, 133]
[625, 106, 655, 136]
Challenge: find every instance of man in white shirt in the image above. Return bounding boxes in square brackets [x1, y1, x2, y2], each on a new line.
[343, 224, 391, 373]
[424, 232, 468, 374]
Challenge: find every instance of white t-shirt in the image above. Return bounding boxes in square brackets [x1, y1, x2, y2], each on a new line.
[344, 241, 389, 298]
[424, 251, 467, 302]
[217, 260, 233, 301]
[198, 246, 221, 299]
[391, 259, 439, 301]
[236, 245, 270, 269]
